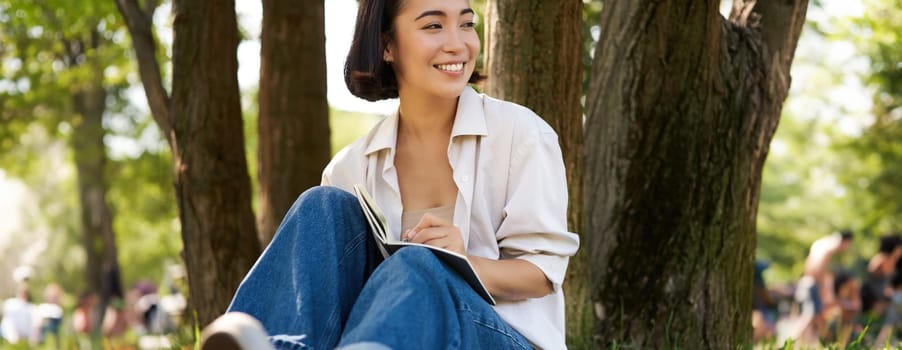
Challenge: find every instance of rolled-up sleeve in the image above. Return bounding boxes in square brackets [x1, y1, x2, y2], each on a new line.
[496, 124, 580, 289]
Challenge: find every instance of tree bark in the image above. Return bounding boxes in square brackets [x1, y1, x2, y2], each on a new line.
[114, 0, 173, 148]
[257, 0, 331, 246]
[169, 0, 261, 326]
[583, 0, 808, 347]
[483, 0, 590, 345]
[71, 59, 122, 333]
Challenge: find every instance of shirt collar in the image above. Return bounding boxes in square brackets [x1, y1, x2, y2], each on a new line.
[450, 86, 489, 138]
[364, 86, 487, 156]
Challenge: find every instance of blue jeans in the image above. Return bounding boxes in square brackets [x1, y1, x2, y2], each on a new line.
[227, 186, 531, 350]
[809, 282, 824, 314]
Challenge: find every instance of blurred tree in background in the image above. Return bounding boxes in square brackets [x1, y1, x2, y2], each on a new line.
[0, 0, 131, 335]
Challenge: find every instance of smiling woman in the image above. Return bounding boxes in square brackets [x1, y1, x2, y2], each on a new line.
[344, 0, 484, 102]
[199, 0, 579, 349]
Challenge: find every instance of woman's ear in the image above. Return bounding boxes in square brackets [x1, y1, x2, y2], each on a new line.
[383, 42, 395, 63]
[382, 33, 395, 63]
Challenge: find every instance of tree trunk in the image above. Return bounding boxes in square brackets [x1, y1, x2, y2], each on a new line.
[170, 0, 261, 326]
[71, 63, 122, 333]
[583, 0, 808, 348]
[483, 0, 590, 346]
[257, 0, 331, 247]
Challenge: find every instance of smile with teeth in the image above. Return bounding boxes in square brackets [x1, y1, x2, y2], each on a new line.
[435, 63, 465, 72]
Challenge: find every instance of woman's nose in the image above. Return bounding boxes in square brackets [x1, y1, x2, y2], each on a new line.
[443, 29, 467, 53]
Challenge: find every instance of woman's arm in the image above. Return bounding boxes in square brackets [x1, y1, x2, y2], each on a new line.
[468, 255, 553, 301]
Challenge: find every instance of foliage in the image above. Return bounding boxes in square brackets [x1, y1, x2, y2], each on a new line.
[0, 128, 83, 293]
[330, 109, 381, 155]
[107, 146, 181, 289]
[844, 0, 902, 229]
[756, 115, 873, 281]
[0, 0, 182, 295]
[756, 0, 901, 283]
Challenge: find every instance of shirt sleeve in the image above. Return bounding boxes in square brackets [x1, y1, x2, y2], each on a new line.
[319, 142, 364, 192]
[495, 122, 580, 289]
[321, 161, 335, 186]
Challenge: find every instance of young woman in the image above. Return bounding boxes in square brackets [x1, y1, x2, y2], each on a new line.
[200, 0, 578, 349]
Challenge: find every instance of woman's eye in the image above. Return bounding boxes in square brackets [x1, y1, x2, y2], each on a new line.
[462, 21, 476, 28]
[423, 23, 442, 30]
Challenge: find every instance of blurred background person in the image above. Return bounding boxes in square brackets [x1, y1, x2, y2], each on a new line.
[73, 291, 98, 335]
[34, 283, 64, 346]
[864, 235, 902, 301]
[794, 230, 854, 342]
[1, 285, 35, 345]
[826, 272, 861, 347]
[753, 260, 777, 342]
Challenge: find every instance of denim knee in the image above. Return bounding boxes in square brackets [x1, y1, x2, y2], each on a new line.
[283, 186, 355, 221]
[270, 186, 363, 245]
[383, 247, 444, 273]
[297, 186, 356, 208]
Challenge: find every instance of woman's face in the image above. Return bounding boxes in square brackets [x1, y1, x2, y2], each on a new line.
[385, 0, 480, 100]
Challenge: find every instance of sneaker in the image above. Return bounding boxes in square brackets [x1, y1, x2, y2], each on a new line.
[200, 312, 275, 350]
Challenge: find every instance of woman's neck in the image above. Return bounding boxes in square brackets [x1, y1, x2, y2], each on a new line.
[396, 88, 458, 140]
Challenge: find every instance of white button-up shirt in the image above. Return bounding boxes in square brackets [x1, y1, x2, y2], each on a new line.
[322, 87, 580, 350]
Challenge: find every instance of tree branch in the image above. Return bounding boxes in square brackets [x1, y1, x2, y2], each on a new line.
[753, 0, 809, 73]
[144, 0, 159, 19]
[729, 0, 759, 28]
[115, 0, 174, 147]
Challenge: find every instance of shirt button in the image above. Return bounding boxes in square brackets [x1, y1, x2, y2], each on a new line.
[461, 175, 470, 182]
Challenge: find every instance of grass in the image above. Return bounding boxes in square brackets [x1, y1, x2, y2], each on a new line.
[0, 323, 197, 350]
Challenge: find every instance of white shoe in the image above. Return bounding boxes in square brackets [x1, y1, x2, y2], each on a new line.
[200, 312, 275, 350]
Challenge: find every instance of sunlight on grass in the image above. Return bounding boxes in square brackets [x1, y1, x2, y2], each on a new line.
[330, 109, 382, 155]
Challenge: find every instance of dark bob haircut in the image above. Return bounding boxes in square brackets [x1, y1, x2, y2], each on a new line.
[344, 0, 484, 102]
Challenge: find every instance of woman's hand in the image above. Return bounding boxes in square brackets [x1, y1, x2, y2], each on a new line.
[402, 212, 554, 301]
[402, 212, 466, 255]
[467, 256, 553, 301]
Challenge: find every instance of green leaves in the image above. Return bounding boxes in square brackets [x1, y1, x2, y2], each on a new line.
[0, 0, 131, 171]
[847, 0, 902, 229]
[0, 0, 179, 292]
[757, 0, 902, 282]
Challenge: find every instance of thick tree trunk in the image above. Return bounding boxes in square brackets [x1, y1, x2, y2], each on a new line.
[71, 66, 122, 332]
[170, 0, 261, 326]
[483, 0, 590, 345]
[257, 0, 331, 246]
[583, 0, 808, 348]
